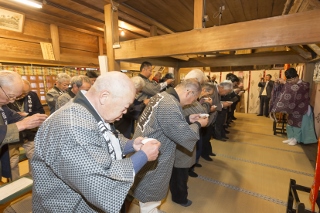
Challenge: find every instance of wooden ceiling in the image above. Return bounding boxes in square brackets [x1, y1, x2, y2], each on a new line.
[1, 0, 320, 69]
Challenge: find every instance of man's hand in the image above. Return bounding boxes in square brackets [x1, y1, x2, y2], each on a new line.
[210, 105, 217, 112]
[166, 79, 174, 85]
[201, 97, 213, 105]
[189, 114, 201, 123]
[140, 139, 161, 161]
[197, 117, 209, 127]
[222, 102, 232, 108]
[133, 137, 144, 151]
[16, 113, 48, 131]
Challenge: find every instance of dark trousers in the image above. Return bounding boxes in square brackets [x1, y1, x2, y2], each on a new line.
[259, 95, 270, 116]
[201, 124, 213, 157]
[169, 167, 189, 204]
[214, 110, 227, 139]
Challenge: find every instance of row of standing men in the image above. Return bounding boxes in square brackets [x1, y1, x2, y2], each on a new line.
[0, 65, 243, 213]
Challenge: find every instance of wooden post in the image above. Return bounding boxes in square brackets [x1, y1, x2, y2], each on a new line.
[98, 36, 104, 55]
[194, 0, 204, 29]
[50, 24, 60, 61]
[104, 4, 120, 71]
[150, 25, 157, 37]
[173, 64, 180, 85]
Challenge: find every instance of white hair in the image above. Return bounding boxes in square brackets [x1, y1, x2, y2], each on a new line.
[56, 73, 71, 83]
[220, 80, 233, 90]
[0, 70, 23, 87]
[131, 76, 145, 90]
[184, 69, 207, 83]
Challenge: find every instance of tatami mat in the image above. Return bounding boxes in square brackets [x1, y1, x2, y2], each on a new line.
[127, 113, 317, 213]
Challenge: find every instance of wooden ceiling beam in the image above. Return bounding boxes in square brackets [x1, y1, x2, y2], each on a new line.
[120, 57, 178, 67]
[115, 10, 320, 60]
[289, 46, 312, 59]
[178, 52, 306, 68]
[105, 0, 174, 34]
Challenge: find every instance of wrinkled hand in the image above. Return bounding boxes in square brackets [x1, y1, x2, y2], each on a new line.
[16, 113, 48, 131]
[189, 114, 201, 123]
[210, 105, 217, 112]
[133, 137, 144, 151]
[17, 112, 29, 117]
[141, 139, 161, 161]
[203, 97, 213, 105]
[222, 102, 231, 108]
[166, 79, 174, 85]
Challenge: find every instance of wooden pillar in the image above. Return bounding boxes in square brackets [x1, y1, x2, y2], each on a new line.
[50, 24, 60, 61]
[104, 4, 120, 71]
[98, 36, 104, 55]
[150, 25, 157, 37]
[173, 64, 180, 85]
[194, 0, 204, 29]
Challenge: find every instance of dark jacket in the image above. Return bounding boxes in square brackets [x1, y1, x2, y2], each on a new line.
[258, 80, 274, 98]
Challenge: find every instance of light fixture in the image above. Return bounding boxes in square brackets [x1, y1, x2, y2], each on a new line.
[12, 0, 43, 9]
[120, 30, 125, 36]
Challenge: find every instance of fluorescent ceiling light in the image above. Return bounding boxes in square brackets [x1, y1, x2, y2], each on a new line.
[13, 0, 43, 9]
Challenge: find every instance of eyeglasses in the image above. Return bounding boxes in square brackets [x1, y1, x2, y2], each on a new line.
[0, 85, 16, 101]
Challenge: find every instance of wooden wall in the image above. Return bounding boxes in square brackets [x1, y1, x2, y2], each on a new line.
[0, 11, 101, 67]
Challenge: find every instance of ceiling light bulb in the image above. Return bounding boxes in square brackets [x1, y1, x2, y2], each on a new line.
[120, 30, 125, 36]
[13, 0, 43, 9]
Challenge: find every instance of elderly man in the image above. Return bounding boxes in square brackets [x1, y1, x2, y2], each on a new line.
[114, 76, 148, 138]
[56, 75, 92, 110]
[131, 78, 208, 213]
[7, 79, 45, 180]
[0, 70, 47, 180]
[46, 73, 71, 114]
[31, 71, 161, 212]
[169, 73, 215, 207]
[202, 80, 233, 161]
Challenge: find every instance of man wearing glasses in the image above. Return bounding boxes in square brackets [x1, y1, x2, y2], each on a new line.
[0, 70, 47, 180]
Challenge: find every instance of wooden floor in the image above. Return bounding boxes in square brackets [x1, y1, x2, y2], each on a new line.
[1, 112, 318, 213]
[127, 112, 317, 213]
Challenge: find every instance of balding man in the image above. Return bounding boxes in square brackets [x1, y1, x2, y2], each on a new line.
[131, 78, 208, 213]
[31, 71, 161, 212]
[0, 70, 47, 179]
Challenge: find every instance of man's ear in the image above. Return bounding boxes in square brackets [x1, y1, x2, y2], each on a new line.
[99, 90, 110, 105]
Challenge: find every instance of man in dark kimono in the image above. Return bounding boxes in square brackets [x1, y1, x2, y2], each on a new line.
[270, 68, 317, 145]
[0, 70, 47, 180]
[32, 71, 161, 212]
[131, 78, 208, 213]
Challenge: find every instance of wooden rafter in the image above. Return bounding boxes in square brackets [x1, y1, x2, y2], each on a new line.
[178, 52, 306, 68]
[115, 10, 320, 60]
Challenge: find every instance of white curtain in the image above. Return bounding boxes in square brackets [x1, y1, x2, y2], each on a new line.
[265, 69, 280, 81]
[248, 70, 264, 114]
